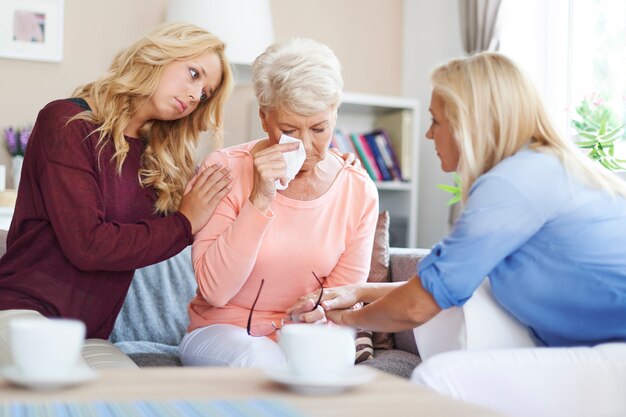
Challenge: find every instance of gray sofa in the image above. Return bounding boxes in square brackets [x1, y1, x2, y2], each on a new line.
[0, 229, 427, 378]
[109, 246, 429, 378]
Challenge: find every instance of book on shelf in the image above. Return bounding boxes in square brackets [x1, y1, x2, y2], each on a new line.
[332, 129, 358, 156]
[358, 133, 384, 181]
[368, 129, 404, 181]
[363, 132, 393, 181]
[349, 133, 380, 181]
[336, 125, 407, 183]
[375, 110, 413, 181]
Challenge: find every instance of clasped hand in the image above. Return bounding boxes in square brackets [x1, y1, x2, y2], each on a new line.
[286, 284, 361, 326]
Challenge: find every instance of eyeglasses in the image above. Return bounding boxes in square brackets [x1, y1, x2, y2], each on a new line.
[247, 271, 325, 337]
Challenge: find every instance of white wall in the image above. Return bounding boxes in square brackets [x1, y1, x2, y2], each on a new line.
[403, 0, 464, 248]
[0, 0, 454, 249]
[222, 0, 403, 149]
[0, 0, 169, 186]
[0, 0, 403, 186]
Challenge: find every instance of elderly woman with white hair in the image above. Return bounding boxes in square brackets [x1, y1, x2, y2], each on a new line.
[178, 38, 379, 368]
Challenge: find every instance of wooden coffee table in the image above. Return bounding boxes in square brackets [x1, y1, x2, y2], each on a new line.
[0, 367, 504, 416]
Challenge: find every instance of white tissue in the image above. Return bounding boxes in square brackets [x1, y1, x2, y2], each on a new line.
[274, 134, 306, 190]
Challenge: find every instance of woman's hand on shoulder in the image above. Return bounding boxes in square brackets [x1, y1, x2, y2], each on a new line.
[179, 163, 231, 235]
[329, 148, 361, 169]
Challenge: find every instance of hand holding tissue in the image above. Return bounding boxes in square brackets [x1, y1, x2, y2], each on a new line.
[275, 135, 306, 190]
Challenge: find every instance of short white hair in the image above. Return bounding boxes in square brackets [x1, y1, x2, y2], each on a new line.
[252, 38, 343, 115]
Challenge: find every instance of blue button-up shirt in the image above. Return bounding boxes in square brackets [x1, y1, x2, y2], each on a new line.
[419, 149, 626, 347]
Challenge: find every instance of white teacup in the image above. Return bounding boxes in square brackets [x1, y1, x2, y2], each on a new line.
[278, 324, 355, 380]
[9, 318, 86, 379]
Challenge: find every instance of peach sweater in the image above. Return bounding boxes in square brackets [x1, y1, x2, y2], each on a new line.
[187, 140, 379, 334]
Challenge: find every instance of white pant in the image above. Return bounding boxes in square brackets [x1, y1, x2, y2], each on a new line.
[179, 324, 287, 369]
[411, 341, 626, 417]
[0, 310, 137, 369]
[410, 279, 626, 417]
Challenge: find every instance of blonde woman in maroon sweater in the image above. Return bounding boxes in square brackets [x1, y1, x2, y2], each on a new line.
[0, 23, 237, 369]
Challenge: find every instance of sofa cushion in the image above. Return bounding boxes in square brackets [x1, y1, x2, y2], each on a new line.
[128, 352, 182, 367]
[114, 341, 182, 366]
[389, 247, 430, 356]
[389, 247, 430, 282]
[113, 341, 179, 356]
[363, 349, 422, 379]
[109, 246, 195, 348]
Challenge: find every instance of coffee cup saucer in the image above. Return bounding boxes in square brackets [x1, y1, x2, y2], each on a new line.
[1, 365, 98, 390]
[265, 366, 376, 395]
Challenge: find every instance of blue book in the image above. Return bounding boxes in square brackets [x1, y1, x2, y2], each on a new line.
[349, 133, 379, 181]
[363, 132, 392, 180]
[373, 129, 404, 181]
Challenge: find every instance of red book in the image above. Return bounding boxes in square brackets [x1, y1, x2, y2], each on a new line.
[358, 134, 383, 180]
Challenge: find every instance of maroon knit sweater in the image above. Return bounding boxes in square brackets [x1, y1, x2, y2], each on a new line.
[0, 99, 193, 338]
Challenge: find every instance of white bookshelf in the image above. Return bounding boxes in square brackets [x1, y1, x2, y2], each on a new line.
[338, 92, 419, 248]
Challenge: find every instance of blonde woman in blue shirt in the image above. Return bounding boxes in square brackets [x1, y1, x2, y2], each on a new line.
[290, 52, 626, 417]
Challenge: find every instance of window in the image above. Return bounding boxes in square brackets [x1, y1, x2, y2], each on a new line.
[571, 0, 626, 126]
[499, 0, 626, 164]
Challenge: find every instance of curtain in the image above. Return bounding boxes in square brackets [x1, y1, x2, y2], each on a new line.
[459, 0, 503, 54]
[448, 1, 503, 227]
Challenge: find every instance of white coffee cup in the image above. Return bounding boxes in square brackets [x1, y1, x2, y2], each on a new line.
[278, 324, 355, 380]
[9, 318, 86, 379]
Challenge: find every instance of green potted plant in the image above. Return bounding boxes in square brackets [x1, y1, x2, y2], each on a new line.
[571, 94, 626, 172]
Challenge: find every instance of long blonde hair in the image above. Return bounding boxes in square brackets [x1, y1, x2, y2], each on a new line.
[72, 22, 233, 214]
[431, 52, 626, 201]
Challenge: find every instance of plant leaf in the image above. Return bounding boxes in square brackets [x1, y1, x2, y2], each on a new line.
[598, 115, 608, 136]
[447, 194, 462, 206]
[599, 124, 625, 141]
[575, 140, 597, 148]
[437, 184, 459, 194]
[577, 132, 597, 140]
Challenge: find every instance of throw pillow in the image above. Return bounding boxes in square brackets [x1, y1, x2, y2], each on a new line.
[109, 246, 196, 347]
[355, 211, 393, 363]
[368, 211, 394, 350]
[355, 330, 374, 363]
[368, 211, 390, 283]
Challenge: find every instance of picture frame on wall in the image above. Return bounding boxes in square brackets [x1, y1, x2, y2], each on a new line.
[0, 0, 64, 63]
